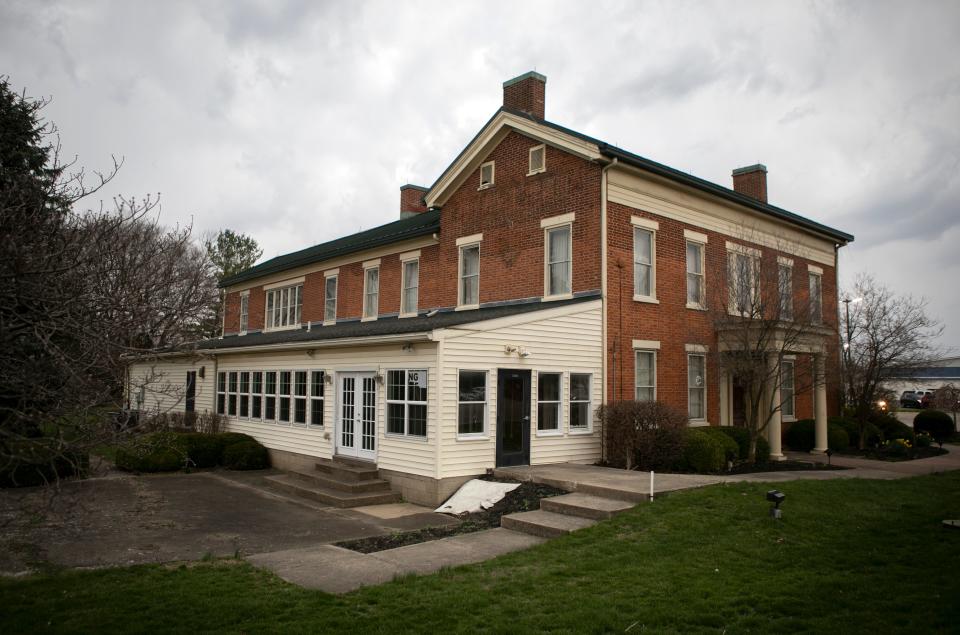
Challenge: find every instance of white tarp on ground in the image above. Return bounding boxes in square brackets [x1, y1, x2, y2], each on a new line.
[434, 479, 521, 514]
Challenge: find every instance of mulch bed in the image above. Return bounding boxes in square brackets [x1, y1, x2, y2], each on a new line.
[663, 460, 849, 476]
[835, 447, 948, 462]
[336, 476, 568, 554]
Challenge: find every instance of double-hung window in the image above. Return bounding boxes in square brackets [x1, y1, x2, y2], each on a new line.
[537, 372, 561, 433]
[216, 372, 226, 414]
[569, 373, 592, 431]
[363, 265, 379, 320]
[632, 217, 658, 301]
[227, 371, 238, 416]
[635, 350, 656, 401]
[685, 236, 705, 308]
[545, 225, 572, 297]
[387, 370, 428, 438]
[266, 284, 302, 329]
[458, 242, 480, 308]
[457, 370, 486, 436]
[401, 258, 419, 316]
[251, 372, 263, 419]
[310, 371, 325, 426]
[781, 360, 796, 420]
[778, 259, 793, 320]
[239, 293, 249, 332]
[278, 371, 291, 423]
[808, 268, 823, 324]
[293, 371, 308, 425]
[239, 372, 250, 418]
[688, 354, 706, 421]
[264, 372, 277, 421]
[528, 144, 546, 175]
[727, 244, 760, 316]
[324, 274, 337, 324]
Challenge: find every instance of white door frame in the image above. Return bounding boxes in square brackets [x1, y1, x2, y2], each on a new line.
[335, 371, 378, 462]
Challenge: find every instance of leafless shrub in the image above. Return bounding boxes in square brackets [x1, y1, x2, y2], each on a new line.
[597, 400, 688, 470]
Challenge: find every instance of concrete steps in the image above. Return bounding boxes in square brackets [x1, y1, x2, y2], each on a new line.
[540, 492, 634, 520]
[288, 469, 393, 494]
[314, 457, 381, 482]
[265, 473, 401, 508]
[500, 509, 597, 538]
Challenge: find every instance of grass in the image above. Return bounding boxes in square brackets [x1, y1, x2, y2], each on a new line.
[2, 473, 959, 634]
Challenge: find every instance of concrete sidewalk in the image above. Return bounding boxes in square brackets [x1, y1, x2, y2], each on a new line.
[247, 527, 545, 594]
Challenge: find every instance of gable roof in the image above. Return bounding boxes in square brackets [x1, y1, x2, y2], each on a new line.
[425, 107, 853, 245]
[219, 208, 440, 288]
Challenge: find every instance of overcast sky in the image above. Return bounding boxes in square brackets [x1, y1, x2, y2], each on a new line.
[3, 0, 958, 349]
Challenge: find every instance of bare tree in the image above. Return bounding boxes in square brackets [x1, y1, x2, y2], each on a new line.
[707, 231, 835, 461]
[0, 77, 217, 486]
[930, 384, 959, 428]
[840, 274, 943, 448]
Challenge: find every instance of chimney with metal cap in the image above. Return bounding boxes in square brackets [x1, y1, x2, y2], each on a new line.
[732, 164, 768, 203]
[503, 71, 546, 120]
[400, 184, 428, 218]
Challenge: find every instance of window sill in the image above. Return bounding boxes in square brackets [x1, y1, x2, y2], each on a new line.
[526, 169, 546, 177]
[385, 432, 429, 443]
[542, 293, 573, 302]
[783, 416, 797, 423]
[398, 312, 418, 319]
[688, 420, 711, 427]
[455, 304, 480, 312]
[568, 428, 593, 435]
[264, 324, 302, 333]
[456, 434, 489, 441]
[685, 303, 707, 311]
[361, 316, 378, 322]
[633, 295, 659, 304]
[322, 320, 336, 327]
[536, 429, 563, 437]
[478, 183, 494, 191]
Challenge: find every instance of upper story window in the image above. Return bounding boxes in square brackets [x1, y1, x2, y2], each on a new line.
[324, 274, 338, 324]
[808, 266, 823, 324]
[479, 161, 494, 189]
[401, 257, 419, 317]
[726, 242, 760, 316]
[265, 284, 302, 330]
[545, 224, 572, 297]
[458, 239, 481, 308]
[685, 240, 705, 309]
[632, 217, 658, 303]
[363, 264, 379, 320]
[528, 144, 546, 175]
[778, 258, 793, 321]
[239, 292, 249, 332]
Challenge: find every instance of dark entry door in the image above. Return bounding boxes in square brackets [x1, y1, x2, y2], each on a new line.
[732, 379, 746, 426]
[496, 369, 531, 467]
[185, 371, 197, 413]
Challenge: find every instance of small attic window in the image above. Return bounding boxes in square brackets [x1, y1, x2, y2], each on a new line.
[528, 145, 546, 175]
[479, 161, 495, 189]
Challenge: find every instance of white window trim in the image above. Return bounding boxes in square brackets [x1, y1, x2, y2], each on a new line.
[807, 264, 824, 275]
[457, 242, 481, 310]
[725, 241, 762, 258]
[456, 233, 484, 247]
[385, 369, 429, 440]
[632, 339, 661, 350]
[540, 212, 575, 229]
[323, 273, 338, 326]
[528, 144, 546, 176]
[536, 371, 563, 437]
[362, 265, 379, 322]
[265, 284, 303, 332]
[685, 239, 706, 310]
[238, 291, 250, 334]
[634, 350, 657, 401]
[309, 370, 325, 427]
[238, 371, 250, 419]
[543, 223, 573, 301]
[400, 258, 419, 318]
[568, 372, 593, 434]
[633, 225, 658, 303]
[456, 369, 488, 440]
[263, 371, 278, 422]
[479, 161, 495, 190]
[687, 354, 707, 423]
[399, 250, 421, 262]
[263, 276, 305, 291]
[777, 256, 794, 267]
[216, 371, 226, 415]
[291, 370, 309, 427]
[726, 249, 760, 317]
[685, 343, 709, 353]
[277, 369, 293, 425]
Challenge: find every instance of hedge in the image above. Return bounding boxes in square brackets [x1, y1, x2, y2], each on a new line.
[914, 410, 955, 446]
[223, 440, 270, 470]
[681, 428, 739, 473]
[0, 448, 89, 488]
[831, 416, 881, 449]
[784, 419, 849, 452]
[597, 400, 688, 470]
[710, 426, 771, 464]
[115, 431, 267, 473]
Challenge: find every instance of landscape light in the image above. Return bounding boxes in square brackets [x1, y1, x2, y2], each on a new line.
[766, 490, 786, 519]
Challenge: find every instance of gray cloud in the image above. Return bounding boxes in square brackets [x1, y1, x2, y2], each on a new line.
[3, 0, 959, 347]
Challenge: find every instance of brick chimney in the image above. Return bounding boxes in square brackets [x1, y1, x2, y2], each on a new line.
[400, 184, 428, 219]
[732, 164, 768, 203]
[503, 71, 546, 119]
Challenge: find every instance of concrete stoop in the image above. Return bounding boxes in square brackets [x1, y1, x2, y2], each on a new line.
[500, 491, 637, 538]
[264, 457, 401, 508]
[540, 492, 635, 520]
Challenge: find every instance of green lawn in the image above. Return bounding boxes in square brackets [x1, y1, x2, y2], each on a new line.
[3, 474, 959, 634]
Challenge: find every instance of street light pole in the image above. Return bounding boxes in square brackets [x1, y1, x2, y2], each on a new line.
[841, 297, 862, 408]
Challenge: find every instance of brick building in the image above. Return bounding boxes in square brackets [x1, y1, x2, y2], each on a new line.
[129, 72, 853, 505]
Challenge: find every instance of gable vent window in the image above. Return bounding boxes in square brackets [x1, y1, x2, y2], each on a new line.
[528, 145, 546, 175]
[479, 161, 495, 189]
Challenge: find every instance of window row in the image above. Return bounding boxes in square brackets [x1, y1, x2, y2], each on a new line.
[632, 223, 823, 322]
[456, 370, 592, 437]
[216, 370, 324, 426]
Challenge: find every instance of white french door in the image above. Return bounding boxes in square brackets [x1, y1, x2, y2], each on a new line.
[336, 372, 377, 461]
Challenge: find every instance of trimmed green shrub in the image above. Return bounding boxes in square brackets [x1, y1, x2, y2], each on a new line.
[223, 440, 270, 471]
[784, 419, 849, 452]
[832, 416, 881, 449]
[597, 401, 688, 470]
[871, 411, 914, 444]
[914, 410, 955, 446]
[681, 428, 739, 473]
[114, 432, 186, 473]
[179, 433, 224, 468]
[697, 428, 742, 464]
[712, 426, 771, 464]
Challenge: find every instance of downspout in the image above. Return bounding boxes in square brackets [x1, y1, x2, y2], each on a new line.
[601, 157, 617, 462]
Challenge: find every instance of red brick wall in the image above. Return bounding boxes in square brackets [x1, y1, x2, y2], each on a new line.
[605, 201, 841, 423]
[436, 131, 602, 306]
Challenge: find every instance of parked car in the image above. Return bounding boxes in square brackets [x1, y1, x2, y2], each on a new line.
[900, 390, 934, 409]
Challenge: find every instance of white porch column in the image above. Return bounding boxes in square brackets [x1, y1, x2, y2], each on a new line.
[767, 353, 785, 461]
[813, 354, 829, 454]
